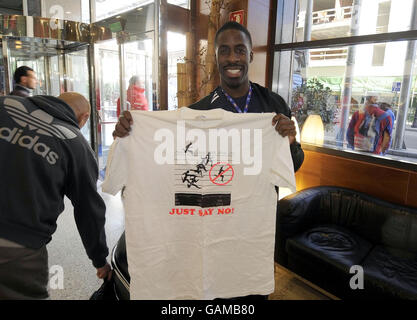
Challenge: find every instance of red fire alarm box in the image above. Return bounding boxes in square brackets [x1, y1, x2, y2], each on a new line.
[229, 10, 245, 25]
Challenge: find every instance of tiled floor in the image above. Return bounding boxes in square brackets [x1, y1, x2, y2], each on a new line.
[47, 184, 125, 300]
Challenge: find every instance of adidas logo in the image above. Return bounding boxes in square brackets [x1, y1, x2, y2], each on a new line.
[3, 98, 77, 140]
[0, 98, 76, 165]
[211, 92, 220, 104]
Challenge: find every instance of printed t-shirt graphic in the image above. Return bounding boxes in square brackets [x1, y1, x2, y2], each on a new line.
[102, 108, 296, 300]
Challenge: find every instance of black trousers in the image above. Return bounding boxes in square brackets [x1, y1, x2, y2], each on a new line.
[0, 245, 49, 300]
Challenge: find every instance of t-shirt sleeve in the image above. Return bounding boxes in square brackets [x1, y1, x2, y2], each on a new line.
[270, 134, 297, 192]
[101, 137, 129, 195]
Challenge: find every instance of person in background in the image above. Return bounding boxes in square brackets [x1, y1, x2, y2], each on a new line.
[379, 102, 396, 153]
[0, 92, 111, 299]
[117, 76, 149, 117]
[347, 93, 393, 155]
[10, 66, 38, 97]
[379, 102, 395, 125]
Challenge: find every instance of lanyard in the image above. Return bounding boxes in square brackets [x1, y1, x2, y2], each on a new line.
[221, 85, 252, 113]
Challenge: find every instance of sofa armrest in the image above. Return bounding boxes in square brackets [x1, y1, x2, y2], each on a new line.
[275, 187, 330, 266]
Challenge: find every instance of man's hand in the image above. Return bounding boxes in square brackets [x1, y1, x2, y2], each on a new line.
[96, 262, 112, 281]
[272, 114, 297, 144]
[113, 111, 133, 138]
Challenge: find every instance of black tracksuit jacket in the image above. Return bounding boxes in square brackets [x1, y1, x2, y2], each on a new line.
[0, 95, 108, 268]
[189, 82, 304, 172]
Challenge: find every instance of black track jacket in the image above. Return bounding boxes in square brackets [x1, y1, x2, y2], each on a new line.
[189, 82, 304, 172]
[0, 95, 108, 268]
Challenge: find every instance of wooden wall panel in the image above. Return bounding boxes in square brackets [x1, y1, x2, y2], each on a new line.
[296, 150, 414, 207]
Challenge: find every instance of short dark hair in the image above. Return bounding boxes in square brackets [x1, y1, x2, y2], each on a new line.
[379, 102, 392, 111]
[215, 21, 252, 48]
[13, 66, 34, 84]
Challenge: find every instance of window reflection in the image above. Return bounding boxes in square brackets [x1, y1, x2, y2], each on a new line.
[286, 41, 417, 162]
[275, 0, 417, 164]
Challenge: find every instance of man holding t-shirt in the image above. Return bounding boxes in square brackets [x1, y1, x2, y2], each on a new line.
[113, 22, 304, 171]
[111, 22, 304, 300]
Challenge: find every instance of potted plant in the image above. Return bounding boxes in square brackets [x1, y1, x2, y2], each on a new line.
[291, 78, 336, 131]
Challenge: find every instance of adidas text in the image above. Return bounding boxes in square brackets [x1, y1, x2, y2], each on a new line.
[0, 126, 59, 165]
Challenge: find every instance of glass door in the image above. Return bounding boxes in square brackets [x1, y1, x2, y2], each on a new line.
[95, 39, 120, 179]
[95, 34, 155, 179]
[64, 47, 91, 143]
[122, 35, 154, 113]
[6, 38, 92, 145]
[14, 56, 48, 95]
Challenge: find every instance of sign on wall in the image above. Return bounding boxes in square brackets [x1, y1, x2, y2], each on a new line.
[229, 10, 245, 25]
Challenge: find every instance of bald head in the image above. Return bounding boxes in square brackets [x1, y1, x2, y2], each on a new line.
[58, 92, 91, 128]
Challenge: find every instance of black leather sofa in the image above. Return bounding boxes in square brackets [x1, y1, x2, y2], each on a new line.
[275, 186, 417, 300]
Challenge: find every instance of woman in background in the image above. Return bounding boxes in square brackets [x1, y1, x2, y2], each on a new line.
[117, 76, 148, 117]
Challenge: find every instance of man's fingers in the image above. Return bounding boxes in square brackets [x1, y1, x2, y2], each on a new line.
[272, 114, 284, 126]
[113, 114, 133, 138]
[122, 111, 133, 124]
[119, 115, 132, 130]
[114, 122, 129, 137]
[273, 114, 297, 138]
[96, 263, 112, 280]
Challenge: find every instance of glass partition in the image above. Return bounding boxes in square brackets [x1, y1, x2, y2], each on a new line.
[167, 0, 189, 9]
[95, 39, 120, 178]
[65, 47, 90, 142]
[167, 31, 186, 110]
[41, 0, 90, 23]
[123, 35, 154, 112]
[274, 0, 417, 165]
[91, 0, 153, 22]
[280, 41, 417, 163]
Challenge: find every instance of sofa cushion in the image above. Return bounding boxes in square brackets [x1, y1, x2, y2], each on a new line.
[363, 245, 417, 299]
[286, 224, 373, 272]
[285, 224, 373, 298]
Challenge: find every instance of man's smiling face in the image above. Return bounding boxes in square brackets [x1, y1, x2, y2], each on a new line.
[215, 29, 253, 92]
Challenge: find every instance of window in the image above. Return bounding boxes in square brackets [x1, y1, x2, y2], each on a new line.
[274, 0, 417, 165]
[376, 1, 391, 34]
[167, 31, 186, 110]
[167, 0, 189, 9]
[372, 43, 386, 66]
[41, 0, 90, 23]
[294, 0, 412, 43]
[91, 0, 152, 22]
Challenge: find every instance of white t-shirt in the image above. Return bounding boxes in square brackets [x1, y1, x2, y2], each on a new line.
[102, 107, 296, 300]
